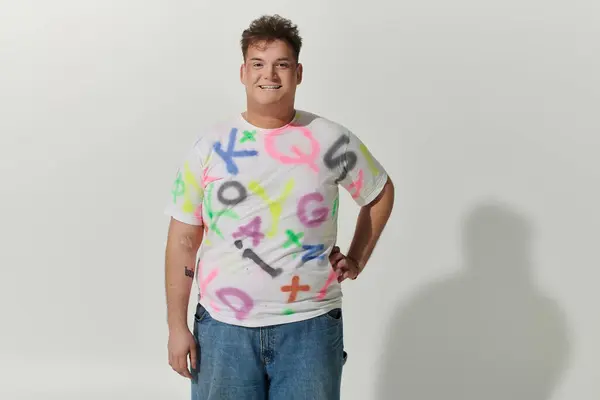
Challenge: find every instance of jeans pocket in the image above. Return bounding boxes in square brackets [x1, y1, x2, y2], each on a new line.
[324, 307, 343, 321]
[194, 303, 208, 323]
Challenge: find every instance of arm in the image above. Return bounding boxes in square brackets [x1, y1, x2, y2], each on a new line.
[347, 178, 394, 272]
[165, 217, 204, 378]
[347, 177, 395, 273]
[331, 177, 395, 281]
[165, 218, 204, 329]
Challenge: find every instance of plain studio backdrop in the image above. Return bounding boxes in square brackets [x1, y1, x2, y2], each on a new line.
[1, 1, 599, 399]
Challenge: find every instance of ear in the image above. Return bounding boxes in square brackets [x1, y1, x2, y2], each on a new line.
[240, 63, 246, 84]
[296, 63, 303, 85]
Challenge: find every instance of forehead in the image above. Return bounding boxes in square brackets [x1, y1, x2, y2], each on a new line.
[246, 39, 295, 60]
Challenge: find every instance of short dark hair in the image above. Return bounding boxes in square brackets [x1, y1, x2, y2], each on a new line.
[241, 14, 302, 62]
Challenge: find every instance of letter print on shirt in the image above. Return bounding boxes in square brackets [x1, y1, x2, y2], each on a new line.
[360, 143, 380, 176]
[318, 269, 338, 300]
[203, 184, 240, 239]
[217, 181, 247, 206]
[282, 228, 304, 259]
[264, 125, 320, 173]
[294, 192, 330, 265]
[196, 260, 220, 312]
[213, 127, 259, 175]
[232, 216, 264, 247]
[300, 244, 326, 264]
[171, 171, 185, 204]
[281, 275, 310, 303]
[198, 254, 255, 321]
[297, 192, 329, 228]
[171, 162, 203, 214]
[196, 166, 222, 244]
[165, 111, 390, 326]
[346, 169, 364, 199]
[248, 178, 295, 238]
[332, 195, 339, 217]
[240, 130, 257, 143]
[323, 134, 358, 183]
[234, 239, 283, 278]
[215, 287, 254, 321]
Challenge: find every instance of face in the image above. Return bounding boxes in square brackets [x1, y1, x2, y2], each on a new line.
[240, 39, 303, 107]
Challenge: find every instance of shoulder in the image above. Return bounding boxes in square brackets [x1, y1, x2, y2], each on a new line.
[295, 110, 366, 156]
[187, 114, 241, 153]
[296, 109, 366, 148]
[296, 110, 352, 134]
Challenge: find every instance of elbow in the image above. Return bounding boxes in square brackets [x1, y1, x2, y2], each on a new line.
[166, 218, 204, 253]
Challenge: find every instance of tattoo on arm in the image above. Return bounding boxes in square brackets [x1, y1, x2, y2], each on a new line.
[184, 266, 194, 278]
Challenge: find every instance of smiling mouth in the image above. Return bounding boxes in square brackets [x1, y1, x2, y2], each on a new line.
[259, 85, 282, 90]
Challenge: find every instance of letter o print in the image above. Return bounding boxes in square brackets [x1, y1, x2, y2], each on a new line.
[217, 181, 247, 206]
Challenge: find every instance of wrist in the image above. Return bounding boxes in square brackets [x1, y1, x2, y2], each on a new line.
[168, 323, 189, 334]
[346, 253, 361, 266]
[347, 255, 363, 278]
[167, 314, 189, 332]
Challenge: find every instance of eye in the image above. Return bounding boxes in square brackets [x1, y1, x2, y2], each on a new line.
[278, 62, 290, 68]
[253, 63, 263, 68]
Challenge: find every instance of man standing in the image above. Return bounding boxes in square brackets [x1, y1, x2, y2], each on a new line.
[164, 14, 394, 400]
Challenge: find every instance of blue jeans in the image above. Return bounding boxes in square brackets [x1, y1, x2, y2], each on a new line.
[191, 303, 347, 400]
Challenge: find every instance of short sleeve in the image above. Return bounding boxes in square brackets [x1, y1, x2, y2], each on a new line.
[163, 138, 205, 225]
[335, 131, 388, 206]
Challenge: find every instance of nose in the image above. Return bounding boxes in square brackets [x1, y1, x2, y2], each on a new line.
[263, 64, 277, 80]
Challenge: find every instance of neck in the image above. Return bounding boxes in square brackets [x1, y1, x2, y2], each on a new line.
[243, 104, 296, 129]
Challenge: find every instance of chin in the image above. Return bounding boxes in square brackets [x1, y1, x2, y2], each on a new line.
[253, 94, 284, 106]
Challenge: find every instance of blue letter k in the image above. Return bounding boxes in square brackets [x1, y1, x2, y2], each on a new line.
[213, 128, 259, 175]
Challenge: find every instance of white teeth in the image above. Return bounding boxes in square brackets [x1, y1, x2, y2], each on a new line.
[260, 85, 281, 89]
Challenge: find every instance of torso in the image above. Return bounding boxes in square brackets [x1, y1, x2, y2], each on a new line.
[167, 109, 387, 327]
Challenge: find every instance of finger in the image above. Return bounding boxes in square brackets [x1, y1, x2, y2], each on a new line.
[334, 258, 348, 272]
[171, 360, 185, 377]
[329, 251, 339, 260]
[337, 262, 353, 283]
[189, 343, 198, 371]
[329, 246, 342, 257]
[169, 352, 179, 371]
[330, 258, 345, 270]
[329, 252, 345, 266]
[344, 268, 360, 281]
[176, 355, 192, 379]
[172, 354, 183, 376]
[182, 355, 193, 379]
[341, 271, 355, 282]
[169, 352, 186, 378]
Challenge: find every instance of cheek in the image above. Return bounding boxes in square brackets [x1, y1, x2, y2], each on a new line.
[284, 76, 298, 89]
[243, 69, 257, 83]
[287, 74, 296, 84]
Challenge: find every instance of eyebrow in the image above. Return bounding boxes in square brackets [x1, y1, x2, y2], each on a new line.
[249, 57, 292, 62]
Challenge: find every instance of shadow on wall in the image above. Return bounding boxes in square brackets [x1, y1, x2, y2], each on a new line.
[377, 200, 571, 400]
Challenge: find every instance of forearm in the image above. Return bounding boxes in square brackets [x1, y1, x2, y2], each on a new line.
[347, 177, 394, 271]
[165, 230, 203, 331]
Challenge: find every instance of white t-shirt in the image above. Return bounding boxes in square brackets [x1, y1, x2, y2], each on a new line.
[164, 110, 388, 327]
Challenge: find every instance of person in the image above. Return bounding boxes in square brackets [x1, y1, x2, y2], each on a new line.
[163, 14, 395, 400]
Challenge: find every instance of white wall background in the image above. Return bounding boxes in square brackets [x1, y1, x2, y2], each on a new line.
[1, 0, 598, 399]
